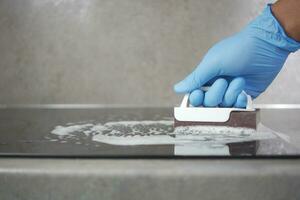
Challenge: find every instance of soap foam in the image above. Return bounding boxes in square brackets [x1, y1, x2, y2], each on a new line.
[51, 123, 94, 136]
[174, 124, 275, 144]
[50, 120, 276, 146]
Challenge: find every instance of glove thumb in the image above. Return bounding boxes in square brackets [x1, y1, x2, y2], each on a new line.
[174, 60, 219, 93]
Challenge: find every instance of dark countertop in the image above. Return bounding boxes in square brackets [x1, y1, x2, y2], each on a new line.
[0, 107, 299, 199]
[0, 107, 299, 157]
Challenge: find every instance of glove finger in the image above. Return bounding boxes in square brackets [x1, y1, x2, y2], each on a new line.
[204, 78, 228, 107]
[221, 77, 245, 107]
[234, 92, 248, 108]
[174, 60, 219, 93]
[189, 89, 204, 107]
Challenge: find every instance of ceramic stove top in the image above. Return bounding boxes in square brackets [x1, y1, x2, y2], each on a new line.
[0, 107, 299, 158]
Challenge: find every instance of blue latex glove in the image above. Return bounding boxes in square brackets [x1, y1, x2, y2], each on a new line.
[174, 5, 300, 108]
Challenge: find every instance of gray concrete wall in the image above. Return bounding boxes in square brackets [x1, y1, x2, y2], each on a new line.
[0, 0, 299, 105]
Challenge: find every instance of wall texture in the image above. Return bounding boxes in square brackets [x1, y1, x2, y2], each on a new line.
[0, 0, 299, 105]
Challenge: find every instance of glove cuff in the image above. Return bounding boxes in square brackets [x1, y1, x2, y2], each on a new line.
[247, 4, 300, 53]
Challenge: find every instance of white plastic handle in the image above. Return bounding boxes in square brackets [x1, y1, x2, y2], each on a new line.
[180, 94, 190, 107]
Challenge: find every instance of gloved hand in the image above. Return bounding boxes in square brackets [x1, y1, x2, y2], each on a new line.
[174, 5, 300, 108]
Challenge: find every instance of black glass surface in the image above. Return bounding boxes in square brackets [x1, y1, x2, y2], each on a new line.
[0, 107, 299, 157]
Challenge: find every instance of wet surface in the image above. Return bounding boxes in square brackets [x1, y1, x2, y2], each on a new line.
[0, 107, 299, 157]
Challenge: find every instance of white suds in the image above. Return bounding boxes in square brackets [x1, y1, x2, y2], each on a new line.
[93, 135, 177, 145]
[51, 124, 94, 136]
[173, 124, 275, 144]
[104, 120, 173, 126]
[50, 120, 277, 146]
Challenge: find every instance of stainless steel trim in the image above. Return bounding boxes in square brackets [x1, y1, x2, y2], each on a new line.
[0, 104, 171, 109]
[0, 104, 299, 109]
[253, 104, 300, 109]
